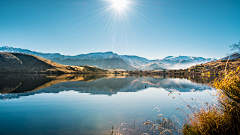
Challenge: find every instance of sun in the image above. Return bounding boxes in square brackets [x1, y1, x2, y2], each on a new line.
[111, 0, 129, 10]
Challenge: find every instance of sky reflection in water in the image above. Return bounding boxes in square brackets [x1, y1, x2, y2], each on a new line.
[0, 75, 216, 135]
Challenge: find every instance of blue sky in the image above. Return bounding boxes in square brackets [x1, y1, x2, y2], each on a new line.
[0, 0, 239, 59]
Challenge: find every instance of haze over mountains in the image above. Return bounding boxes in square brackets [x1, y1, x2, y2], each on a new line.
[0, 46, 217, 70]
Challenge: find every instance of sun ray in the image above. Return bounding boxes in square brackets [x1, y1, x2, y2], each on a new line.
[71, 0, 150, 51]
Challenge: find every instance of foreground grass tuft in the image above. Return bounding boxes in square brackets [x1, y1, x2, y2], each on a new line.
[183, 67, 240, 135]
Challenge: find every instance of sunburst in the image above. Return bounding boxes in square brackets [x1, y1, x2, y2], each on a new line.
[76, 0, 145, 50]
[111, 0, 129, 11]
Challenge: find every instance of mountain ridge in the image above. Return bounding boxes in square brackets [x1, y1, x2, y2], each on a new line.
[0, 46, 217, 70]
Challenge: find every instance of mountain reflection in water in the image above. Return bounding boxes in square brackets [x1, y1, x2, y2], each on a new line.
[0, 74, 214, 100]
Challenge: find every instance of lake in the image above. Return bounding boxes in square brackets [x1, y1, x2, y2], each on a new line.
[0, 74, 216, 135]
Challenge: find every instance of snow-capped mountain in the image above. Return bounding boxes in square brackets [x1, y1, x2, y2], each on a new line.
[160, 55, 215, 62]
[119, 55, 153, 68]
[0, 46, 119, 60]
[0, 46, 217, 70]
[152, 55, 217, 69]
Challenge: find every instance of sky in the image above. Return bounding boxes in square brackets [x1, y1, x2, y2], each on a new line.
[0, 0, 240, 60]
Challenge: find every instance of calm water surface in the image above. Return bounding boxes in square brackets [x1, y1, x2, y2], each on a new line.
[0, 74, 216, 135]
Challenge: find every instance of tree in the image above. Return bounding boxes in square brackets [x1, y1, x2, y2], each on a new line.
[229, 40, 240, 54]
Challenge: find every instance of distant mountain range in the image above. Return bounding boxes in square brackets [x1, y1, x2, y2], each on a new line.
[0, 46, 217, 70]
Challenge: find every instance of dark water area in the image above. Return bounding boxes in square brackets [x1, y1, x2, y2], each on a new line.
[0, 74, 216, 135]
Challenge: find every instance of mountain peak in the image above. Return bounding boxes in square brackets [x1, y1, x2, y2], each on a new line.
[105, 51, 114, 53]
[0, 46, 13, 49]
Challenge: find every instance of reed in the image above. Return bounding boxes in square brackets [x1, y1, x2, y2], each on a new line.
[183, 67, 240, 135]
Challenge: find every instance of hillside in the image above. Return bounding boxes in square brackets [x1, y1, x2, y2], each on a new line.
[126, 54, 240, 80]
[0, 53, 107, 74]
[159, 54, 240, 76]
[0, 46, 216, 70]
[188, 55, 240, 75]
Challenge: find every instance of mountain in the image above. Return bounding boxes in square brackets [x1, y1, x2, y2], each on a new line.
[154, 55, 217, 69]
[0, 52, 107, 74]
[0, 46, 216, 70]
[52, 58, 137, 70]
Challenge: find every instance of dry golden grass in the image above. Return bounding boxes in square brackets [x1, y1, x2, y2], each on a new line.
[183, 67, 240, 135]
[0, 53, 108, 74]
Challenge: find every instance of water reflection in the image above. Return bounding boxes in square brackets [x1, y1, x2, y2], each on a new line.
[0, 74, 106, 93]
[0, 74, 214, 100]
[0, 74, 216, 135]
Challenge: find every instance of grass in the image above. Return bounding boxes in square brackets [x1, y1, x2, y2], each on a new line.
[182, 67, 240, 135]
[108, 117, 182, 135]
[143, 117, 182, 135]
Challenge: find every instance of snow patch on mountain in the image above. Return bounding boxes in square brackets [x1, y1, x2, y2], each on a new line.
[154, 56, 217, 69]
